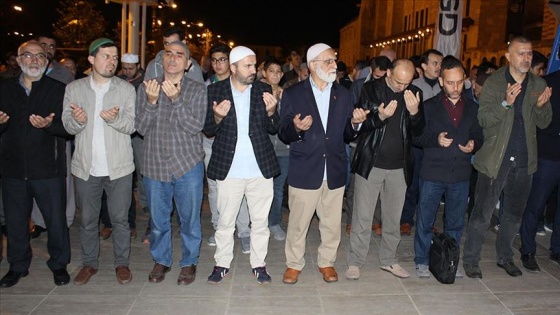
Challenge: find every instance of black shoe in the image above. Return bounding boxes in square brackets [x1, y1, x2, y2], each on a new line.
[497, 261, 523, 277]
[463, 264, 482, 279]
[53, 268, 70, 286]
[0, 270, 29, 288]
[30, 225, 46, 239]
[521, 253, 541, 272]
[550, 253, 560, 266]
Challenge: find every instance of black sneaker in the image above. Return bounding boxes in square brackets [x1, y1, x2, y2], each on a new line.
[207, 266, 229, 284]
[463, 264, 482, 279]
[550, 253, 560, 266]
[252, 266, 271, 285]
[521, 253, 541, 272]
[497, 261, 523, 277]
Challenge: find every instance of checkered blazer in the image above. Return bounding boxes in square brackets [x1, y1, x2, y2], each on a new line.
[203, 79, 280, 180]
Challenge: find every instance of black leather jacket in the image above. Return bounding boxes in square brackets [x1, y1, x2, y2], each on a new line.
[351, 78, 424, 186]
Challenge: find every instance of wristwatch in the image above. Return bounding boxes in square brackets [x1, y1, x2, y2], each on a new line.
[501, 100, 513, 109]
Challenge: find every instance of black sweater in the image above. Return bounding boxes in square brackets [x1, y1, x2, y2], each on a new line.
[0, 75, 70, 179]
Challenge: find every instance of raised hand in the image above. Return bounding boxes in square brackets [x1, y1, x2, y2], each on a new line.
[29, 113, 55, 128]
[293, 113, 313, 132]
[70, 104, 87, 124]
[262, 92, 278, 116]
[213, 99, 231, 123]
[143, 79, 161, 105]
[100, 106, 120, 122]
[0, 111, 10, 124]
[403, 90, 420, 115]
[438, 132, 453, 148]
[378, 100, 397, 121]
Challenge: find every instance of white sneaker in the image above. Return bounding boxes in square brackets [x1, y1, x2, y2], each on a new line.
[455, 268, 464, 279]
[416, 264, 430, 278]
[381, 264, 410, 278]
[207, 235, 216, 246]
[240, 237, 250, 254]
[345, 266, 360, 280]
[269, 224, 286, 241]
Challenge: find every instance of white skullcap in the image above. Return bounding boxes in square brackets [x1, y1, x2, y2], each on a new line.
[229, 46, 255, 64]
[121, 53, 139, 63]
[306, 43, 331, 63]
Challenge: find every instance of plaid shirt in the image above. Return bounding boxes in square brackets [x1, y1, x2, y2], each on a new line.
[135, 75, 207, 181]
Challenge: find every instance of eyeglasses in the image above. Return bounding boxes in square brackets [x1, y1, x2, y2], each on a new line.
[18, 52, 48, 61]
[39, 43, 56, 49]
[211, 57, 228, 64]
[312, 59, 337, 65]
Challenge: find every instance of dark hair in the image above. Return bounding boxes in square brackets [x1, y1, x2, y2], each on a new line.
[420, 49, 443, 65]
[409, 55, 422, 69]
[478, 61, 498, 74]
[440, 55, 465, 77]
[209, 43, 231, 56]
[163, 26, 185, 41]
[263, 56, 283, 71]
[531, 50, 548, 68]
[371, 55, 392, 71]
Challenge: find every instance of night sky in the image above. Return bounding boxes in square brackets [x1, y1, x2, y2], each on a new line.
[15, 0, 361, 50]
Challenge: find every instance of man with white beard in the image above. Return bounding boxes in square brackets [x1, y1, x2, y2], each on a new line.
[278, 43, 368, 284]
[0, 41, 71, 287]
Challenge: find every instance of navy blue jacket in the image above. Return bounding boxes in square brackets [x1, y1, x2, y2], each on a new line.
[203, 79, 280, 180]
[278, 78, 358, 190]
[413, 91, 483, 183]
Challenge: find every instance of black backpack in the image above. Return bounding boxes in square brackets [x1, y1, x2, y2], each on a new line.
[429, 232, 460, 284]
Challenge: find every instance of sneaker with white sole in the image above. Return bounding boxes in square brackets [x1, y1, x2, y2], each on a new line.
[345, 266, 360, 280]
[252, 266, 271, 284]
[240, 237, 250, 254]
[269, 224, 286, 241]
[207, 266, 229, 284]
[207, 235, 216, 246]
[381, 264, 410, 278]
[416, 264, 430, 278]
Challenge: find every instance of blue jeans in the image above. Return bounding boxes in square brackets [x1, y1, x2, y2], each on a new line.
[463, 161, 532, 265]
[270, 155, 289, 226]
[144, 162, 204, 267]
[520, 158, 560, 255]
[401, 146, 422, 226]
[414, 179, 469, 265]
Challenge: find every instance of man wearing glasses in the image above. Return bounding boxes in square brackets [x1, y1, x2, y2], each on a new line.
[279, 43, 368, 284]
[0, 41, 71, 288]
[37, 35, 75, 85]
[144, 26, 204, 83]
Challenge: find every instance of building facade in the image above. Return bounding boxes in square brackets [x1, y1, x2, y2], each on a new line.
[340, 0, 558, 72]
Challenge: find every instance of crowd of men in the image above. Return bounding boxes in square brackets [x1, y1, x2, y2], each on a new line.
[0, 29, 558, 289]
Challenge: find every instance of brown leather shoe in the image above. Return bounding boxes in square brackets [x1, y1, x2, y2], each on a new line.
[318, 266, 338, 282]
[100, 226, 112, 240]
[400, 223, 411, 236]
[372, 224, 382, 236]
[149, 263, 170, 283]
[177, 265, 196, 285]
[74, 266, 97, 285]
[115, 265, 132, 284]
[345, 224, 351, 237]
[282, 268, 301, 284]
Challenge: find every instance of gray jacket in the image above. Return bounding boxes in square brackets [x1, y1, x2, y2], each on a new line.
[62, 75, 136, 181]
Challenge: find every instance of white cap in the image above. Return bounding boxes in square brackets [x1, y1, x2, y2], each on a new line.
[121, 53, 139, 63]
[306, 43, 331, 63]
[229, 46, 255, 64]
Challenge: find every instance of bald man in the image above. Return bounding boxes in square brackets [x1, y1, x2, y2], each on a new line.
[346, 59, 424, 280]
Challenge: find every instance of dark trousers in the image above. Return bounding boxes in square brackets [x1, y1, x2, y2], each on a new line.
[401, 146, 423, 226]
[520, 158, 560, 255]
[463, 161, 532, 265]
[2, 177, 70, 273]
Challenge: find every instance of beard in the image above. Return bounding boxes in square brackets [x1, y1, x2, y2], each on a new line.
[316, 66, 336, 83]
[20, 63, 47, 79]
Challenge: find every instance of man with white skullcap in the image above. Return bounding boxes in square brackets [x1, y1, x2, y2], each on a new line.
[204, 46, 280, 285]
[278, 43, 368, 284]
[119, 53, 144, 90]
